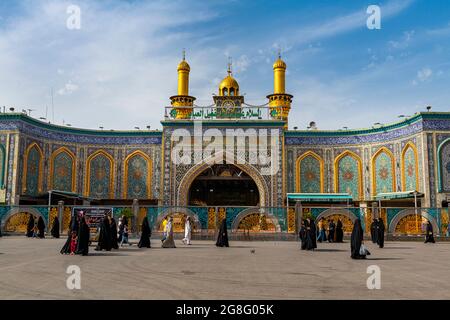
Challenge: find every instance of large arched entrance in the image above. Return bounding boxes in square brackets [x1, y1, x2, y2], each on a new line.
[188, 164, 260, 206]
[177, 151, 269, 207]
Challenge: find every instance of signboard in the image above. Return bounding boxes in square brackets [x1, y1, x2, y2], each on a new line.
[72, 207, 113, 241]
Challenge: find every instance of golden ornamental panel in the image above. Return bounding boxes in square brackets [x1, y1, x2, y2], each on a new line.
[137, 207, 147, 233]
[325, 214, 354, 233]
[218, 207, 226, 223]
[395, 214, 428, 234]
[287, 207, 296, 233]
[5, 212, 32, 233]
[207, 207, 216, 230]
[158, 213, 188, 233]
[62, 207, 72, 233]
[48, 207, 58, 229]
[442, 208, 449, 234]
[365, 209, 373, 233]
[237, 213, 276, 232]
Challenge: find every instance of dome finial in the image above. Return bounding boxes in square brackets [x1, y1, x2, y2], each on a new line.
[182, 48, 186, 61]
[278, 48, 281, 59]
[227, 56, 233, 75]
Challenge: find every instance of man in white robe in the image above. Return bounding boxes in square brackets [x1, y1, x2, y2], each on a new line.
[182, 216, 192, 245]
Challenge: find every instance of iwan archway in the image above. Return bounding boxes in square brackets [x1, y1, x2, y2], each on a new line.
[177, 152, 269, 207]
[188, 164, 260, 206]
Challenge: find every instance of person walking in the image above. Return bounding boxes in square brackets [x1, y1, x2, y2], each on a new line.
[182, 216, 192, 245]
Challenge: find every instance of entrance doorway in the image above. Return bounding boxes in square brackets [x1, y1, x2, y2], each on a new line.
[188, 164, 260, 206]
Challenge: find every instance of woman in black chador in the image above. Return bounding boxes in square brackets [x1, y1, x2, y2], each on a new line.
[26, 214, 35, 237]
[350, 218, 366, 259]
[95, 216, 113, 251]
[376, 218, 385, 248]
[50, 217, 60, 238]
[216, 218, 229, 247]
[335, 219, 344, 243]
[37, 216, 45, 238]
[60, 215, 79, 254]
[299, 220, 307, 250]
[110, 217, 119, 249]
[370, 219, 378, 244]
[304, 218, 316, 250]
[138, 217, 152, 248]
[424, 221, 435, 243]
[75, 216, 90, 256]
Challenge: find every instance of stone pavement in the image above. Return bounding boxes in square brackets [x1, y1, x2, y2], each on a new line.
[0, 236, 448, 299]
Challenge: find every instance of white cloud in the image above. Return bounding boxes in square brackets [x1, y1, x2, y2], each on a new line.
[57, 81, 78, 95]
[388, 30, 415, 49]
[288, 0, 415, 46]
[417, 67, 432, 82]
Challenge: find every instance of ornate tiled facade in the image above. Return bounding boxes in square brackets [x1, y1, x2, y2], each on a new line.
[0, 54, 449, 235]
[0, 112, 447, 210]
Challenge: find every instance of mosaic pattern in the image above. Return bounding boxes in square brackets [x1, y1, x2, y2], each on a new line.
[125, 153, 150, 199]
[298, 154, 322, 193]
[0, 145, 4, 187]
[335, 153, 361, 199]
[52, 150, 74, 192]
[373, 149, 395, 194]
[88, 153, 113, 199]
[439, 139, 450, 192]
[0, 120, 162, 145]
[24, 145, 42, 196]
[402, 145, 418, 191]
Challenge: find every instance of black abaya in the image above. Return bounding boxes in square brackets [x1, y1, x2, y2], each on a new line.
[61, 216, 75, 254]
[335, 219, 344, 242]
[75, 217, 90, 256]
[299, 220, 307, 250]
[26, 214, 34, 237]
[376, 218, 385, 248]
[110, 218, 119, 249]
[37, 216, 45, 238]
[303, 219, 315, 250]
[425, 222, 435, 243]
[308, 218, 317, 250]
[370, 220, 378, 244]
[350, 218, 366, 259]
[328, 221, 335, 242]
[95, 216, 113, 251]
[216, 219, 229, 247]
[138, 217, 151, 248]
[51, 217, 60, 238]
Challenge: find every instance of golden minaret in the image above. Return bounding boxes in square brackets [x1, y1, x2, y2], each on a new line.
[170, 50, 196, 119]
[267, 52, 293, 128]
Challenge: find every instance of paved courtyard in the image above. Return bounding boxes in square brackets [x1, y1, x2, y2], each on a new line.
[0, 236, 449, 299]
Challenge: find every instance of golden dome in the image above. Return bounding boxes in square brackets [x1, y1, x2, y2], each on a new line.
[219, 75, 239, 90]
[219, 74, 239, 96]
[273, 57, 286, 70]
[177, 59, 190, 72]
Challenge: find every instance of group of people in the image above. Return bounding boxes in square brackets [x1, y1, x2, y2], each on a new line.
[25, 214, 46, 239]
[59, 213, 154, 255]
[158, 216, 229, 248]
[301, 215, 439, 260]
[299, 217, 345, 251]
[299, 216, 385, 260]
[370, 218, 386, 248]
[60, 212, 90, 256]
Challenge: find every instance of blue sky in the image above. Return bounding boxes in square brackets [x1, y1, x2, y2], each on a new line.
[0, 0, 449, 130]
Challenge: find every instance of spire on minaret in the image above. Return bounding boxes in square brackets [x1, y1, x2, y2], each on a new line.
[227, 56, 232, 75]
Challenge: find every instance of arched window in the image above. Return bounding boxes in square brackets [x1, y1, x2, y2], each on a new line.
[223, 88, 228, 96]
[230, 88, 235, 96]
